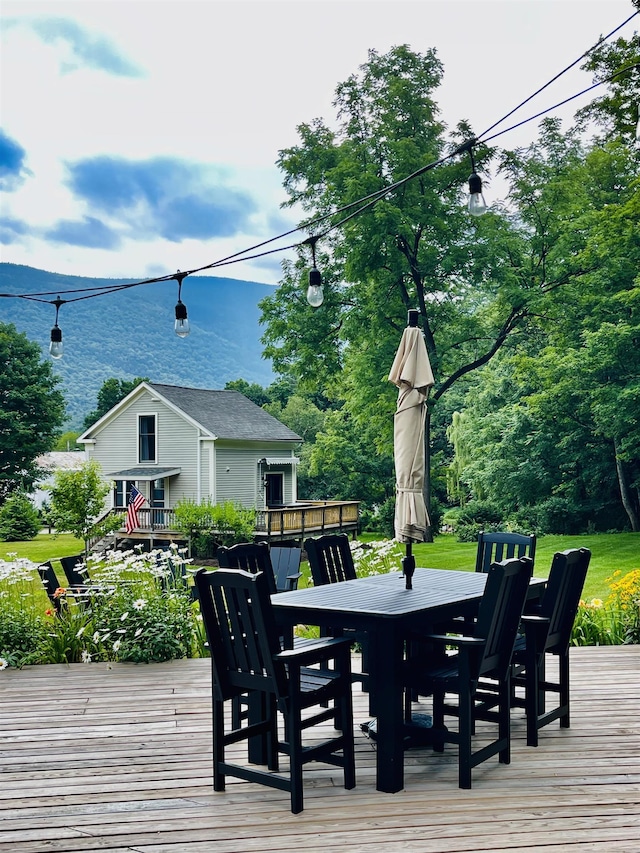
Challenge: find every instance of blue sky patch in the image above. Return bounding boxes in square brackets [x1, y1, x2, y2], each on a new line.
[0, 130, 29, 190]
[65, 156, 257, 242]
[29, 17, 143, 77]
[46, 216, 121, 249]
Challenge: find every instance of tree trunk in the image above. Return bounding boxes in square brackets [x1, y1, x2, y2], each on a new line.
[614, 439, 640, 532]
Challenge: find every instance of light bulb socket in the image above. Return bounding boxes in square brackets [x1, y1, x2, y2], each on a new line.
[468, 172, 483, 195]
[175, 300, 188, 322]
[309, 267, 322, 287]
[49, 325, 63, 359]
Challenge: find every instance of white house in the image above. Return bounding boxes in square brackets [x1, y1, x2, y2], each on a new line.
[77, 382, 302, 520]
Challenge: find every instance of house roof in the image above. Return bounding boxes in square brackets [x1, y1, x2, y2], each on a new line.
[148, 384, 302, 442]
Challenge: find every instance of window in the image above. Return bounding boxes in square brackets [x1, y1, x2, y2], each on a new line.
[151, 478, 165, 507]
[139, 415, 156, 462]
[114, 480, 135, 508]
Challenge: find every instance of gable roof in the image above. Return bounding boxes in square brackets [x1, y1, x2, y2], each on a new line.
[148, 383, 302, 442]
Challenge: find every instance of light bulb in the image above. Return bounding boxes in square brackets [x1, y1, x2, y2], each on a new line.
[468, 172, 487, 216]
[174, 301, 190, 338]
[49, 325, 63, 359]
[307, 267, 324, 307]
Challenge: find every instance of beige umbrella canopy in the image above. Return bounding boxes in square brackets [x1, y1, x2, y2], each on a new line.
[388, 312, 434, 585]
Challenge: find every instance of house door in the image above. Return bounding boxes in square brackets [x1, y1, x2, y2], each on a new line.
[151, 478, 165, 527]
[265, 472, 284, 507]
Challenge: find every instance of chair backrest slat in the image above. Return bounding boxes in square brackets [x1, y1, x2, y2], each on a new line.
[60, 554, 87, 587]
[540, 547, 591, 654]
[37, 561, 63, 612]
[475, 531, 536, 573]
[196, 568, 286, 702]
[217, 542, 277, 595]
[476, 556, 533, 679]
[305, 534, 356, 586]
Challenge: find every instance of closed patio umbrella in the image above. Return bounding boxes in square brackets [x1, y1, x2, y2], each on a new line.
[388, 310, 434, 588]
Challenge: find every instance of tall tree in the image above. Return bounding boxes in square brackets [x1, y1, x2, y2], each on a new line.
[260, 47, 586, 535]
[0, 323, 66, 503]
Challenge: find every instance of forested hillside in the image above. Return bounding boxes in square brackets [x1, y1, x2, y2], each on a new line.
[0, 264, 275, 427]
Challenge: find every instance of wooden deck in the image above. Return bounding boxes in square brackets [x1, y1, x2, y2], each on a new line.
[1, 645, 638, 852]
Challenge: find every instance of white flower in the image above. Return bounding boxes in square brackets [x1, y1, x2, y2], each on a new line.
[134, 627, 143, 637]
[120, 612, 129, 621]
[76, 626, 86, 638]
[81, 651, 92, 664]
[92, 631, 100, 643]
[133, 598, 146, 611]
[112, 639, 121, 652]
[0, 658, 8, 671]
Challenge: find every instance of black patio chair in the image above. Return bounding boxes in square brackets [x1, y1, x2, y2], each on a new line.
[216, 541, 308, 726]
[305, 534, 356, 585]
[37, 561, 64, 613]
[59, 554, 89, 587]
[217, 542, 277, 593]
[195, 567, 356, 814]
[475, 531, 537, 573]
[269, 540, 302, 592]
[304, 534, 369, 693]
[403, 556, 533, 789]
[509, 547, 592, 746]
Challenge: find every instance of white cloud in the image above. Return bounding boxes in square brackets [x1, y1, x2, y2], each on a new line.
[0, 0, 636, 284]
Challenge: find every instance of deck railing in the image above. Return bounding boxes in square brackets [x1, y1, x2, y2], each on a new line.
[110, 501, 360, 542]
[255, 501, 360, 539]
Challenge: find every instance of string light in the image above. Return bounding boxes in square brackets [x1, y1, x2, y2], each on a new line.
[173, 272, 190, 338]
[305, 238, 324, 307]
[467, 144, 488, 217]
[0, 13, 636, 337]
[49, 296, 65, 359]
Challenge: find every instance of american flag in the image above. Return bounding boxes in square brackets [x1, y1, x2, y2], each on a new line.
[125, 485, 146, 534]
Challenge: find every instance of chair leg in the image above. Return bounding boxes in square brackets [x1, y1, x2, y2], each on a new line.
[559, 652, 570, 728]
[433, 689, 446, 753]
[526, 653, 541, 748]
[339, 689, 356, 790]
[212, 698, 225, 792]
[498, 677, 511, 764]
[458, 686, 473, 789]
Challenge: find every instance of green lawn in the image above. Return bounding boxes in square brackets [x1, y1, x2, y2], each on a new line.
[4, 531, 639, 601]
[360, 532, 640, 600]
[1, 533, 85, 565]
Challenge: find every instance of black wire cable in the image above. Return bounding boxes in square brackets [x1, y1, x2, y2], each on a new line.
[477, 10, 639, 141]
[1, 12, 637, 310]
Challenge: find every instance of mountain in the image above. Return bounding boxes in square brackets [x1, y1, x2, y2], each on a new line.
[0, 264, 276, 428]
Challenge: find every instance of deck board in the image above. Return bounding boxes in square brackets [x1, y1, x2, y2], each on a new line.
[0, 646, 638, 852]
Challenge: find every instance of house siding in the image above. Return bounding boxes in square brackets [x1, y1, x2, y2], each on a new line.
[86, 389, 200, 508]
[81, 384, 300, 514]
[215, 442, 297, 508]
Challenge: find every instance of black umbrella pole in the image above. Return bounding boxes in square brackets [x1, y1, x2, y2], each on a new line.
[402, 544, 415, 589]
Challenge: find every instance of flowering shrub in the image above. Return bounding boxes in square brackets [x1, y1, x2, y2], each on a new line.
[0, 545, 202, 667]
[571, 569, 640, 646]
[350, 539, 404, 577]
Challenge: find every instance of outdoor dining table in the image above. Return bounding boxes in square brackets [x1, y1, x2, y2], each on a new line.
[272, 566, 546, 794]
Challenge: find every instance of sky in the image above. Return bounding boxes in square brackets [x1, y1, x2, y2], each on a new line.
[0, 0, 637, 287]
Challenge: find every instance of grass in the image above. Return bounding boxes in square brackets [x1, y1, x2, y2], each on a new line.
[4, 531, 639, 601]
[1, 533, 85, 565]
[360, 532, 640, 600]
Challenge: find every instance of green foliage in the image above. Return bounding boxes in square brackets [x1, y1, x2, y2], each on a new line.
[0, 322, 66, 503]
[0, 547, 199, 667]
[173, 499, 256, 556]
[53, 432, 82, 452]
[48, 460, 117, 549]
[0, 492, 41, 541]
[224, 378, 272, 407]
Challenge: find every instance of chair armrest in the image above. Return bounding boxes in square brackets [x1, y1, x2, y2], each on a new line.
[274, 636, 352, 666]
[520, 614, 550, 649]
